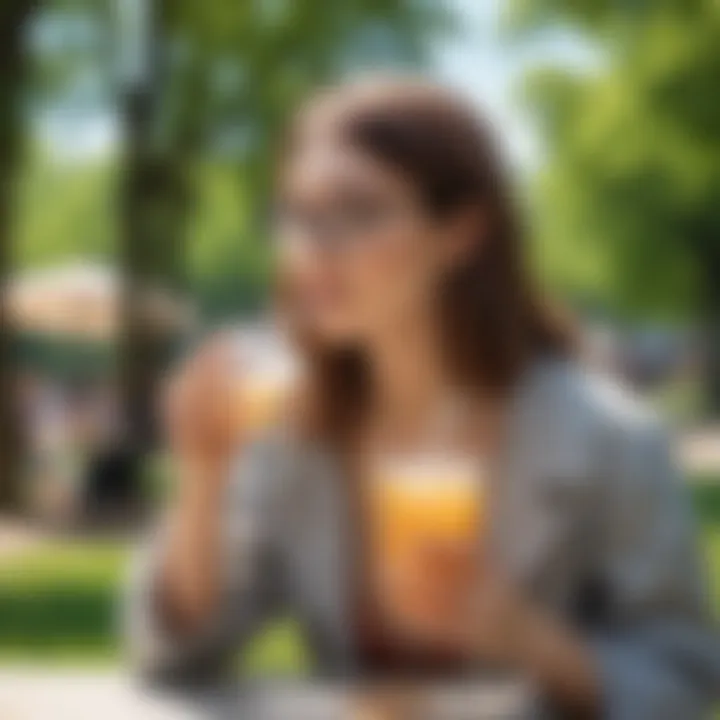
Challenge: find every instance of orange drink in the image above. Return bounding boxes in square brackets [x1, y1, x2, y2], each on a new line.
[368, 455, 485, 616]
[233, 371, 290, 434]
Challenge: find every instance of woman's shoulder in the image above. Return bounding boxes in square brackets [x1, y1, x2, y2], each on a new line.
[527, 356, 664, 436]
[521, 357, 674, 483]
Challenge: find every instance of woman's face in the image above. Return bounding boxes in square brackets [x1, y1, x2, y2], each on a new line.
[275, 139, 467, 346]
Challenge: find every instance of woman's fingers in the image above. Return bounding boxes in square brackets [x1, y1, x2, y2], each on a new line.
[162, 332, 243, 463]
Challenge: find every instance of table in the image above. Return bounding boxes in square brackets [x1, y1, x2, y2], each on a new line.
[0, 670, 534, 719]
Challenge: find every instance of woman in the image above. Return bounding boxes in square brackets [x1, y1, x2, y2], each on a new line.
[126, 79, 718, 718]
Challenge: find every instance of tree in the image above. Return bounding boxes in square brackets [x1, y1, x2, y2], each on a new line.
[510, 0, 720, 414]
[0, 0, 39, 509]
[116, 0, 171, 498]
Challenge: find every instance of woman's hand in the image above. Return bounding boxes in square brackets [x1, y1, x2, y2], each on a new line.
[381, 543, 533, 663]
[163, 332, 242, 473]
[157, 333, 245, 633]
[382, 543, 601, 716]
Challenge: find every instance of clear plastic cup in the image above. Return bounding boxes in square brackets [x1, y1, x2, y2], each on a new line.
[231, 327, 297, 437]
[368, 453, 485, 622]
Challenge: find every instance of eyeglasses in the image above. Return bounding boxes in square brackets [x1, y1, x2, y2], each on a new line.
[272, 196, 419, 252]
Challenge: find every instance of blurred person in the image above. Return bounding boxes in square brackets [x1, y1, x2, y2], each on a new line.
[125, 78, 719, 718]
[19, 373, 77, 520]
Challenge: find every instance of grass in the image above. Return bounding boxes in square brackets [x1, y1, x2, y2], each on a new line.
[0, 479, 718, 670]
[0, 541, 124, 664]
[0, 540, 310, 673]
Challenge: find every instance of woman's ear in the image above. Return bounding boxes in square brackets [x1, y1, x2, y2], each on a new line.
[442, 205, 487, 272]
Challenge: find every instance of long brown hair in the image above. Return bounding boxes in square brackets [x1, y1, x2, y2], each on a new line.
[278, 78, 573, 444]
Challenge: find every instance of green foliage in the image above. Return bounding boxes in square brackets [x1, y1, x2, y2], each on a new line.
[514, 1, 720, 321]
[507, 0, 709, 36]
[15, 151, 117, 270]
[12, 154, 257, 323]
[185, 160, 273, 319]
[30, 0, 113, 109]
[14, 152, 273, 319]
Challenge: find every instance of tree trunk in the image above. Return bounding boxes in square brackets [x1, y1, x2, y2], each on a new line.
[0, 0, 36, 511]
[85, 3, 168, 518]
[95, 0, 184, 517]
[119, 85, 166, 455]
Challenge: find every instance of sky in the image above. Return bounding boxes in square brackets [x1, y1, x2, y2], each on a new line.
[432, 0, 598, 169]
[41, 0, 598, 170]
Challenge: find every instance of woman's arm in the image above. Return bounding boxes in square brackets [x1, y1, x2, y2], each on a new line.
[158, 460, 231, 637]
[580, 417, 719, 719]
[508, 414, 718, 718]
[498, 410, 718, 719]
[123, 337, 283, 683]
[497, 601, 601, 717]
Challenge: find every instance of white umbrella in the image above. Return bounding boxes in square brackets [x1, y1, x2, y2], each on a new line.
[4, 262, 196, 340]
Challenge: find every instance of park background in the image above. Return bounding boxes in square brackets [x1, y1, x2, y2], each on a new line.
[0, 0, 719, 678]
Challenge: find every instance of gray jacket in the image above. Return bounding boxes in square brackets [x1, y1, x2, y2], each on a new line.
[125, 360, 720, 718]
